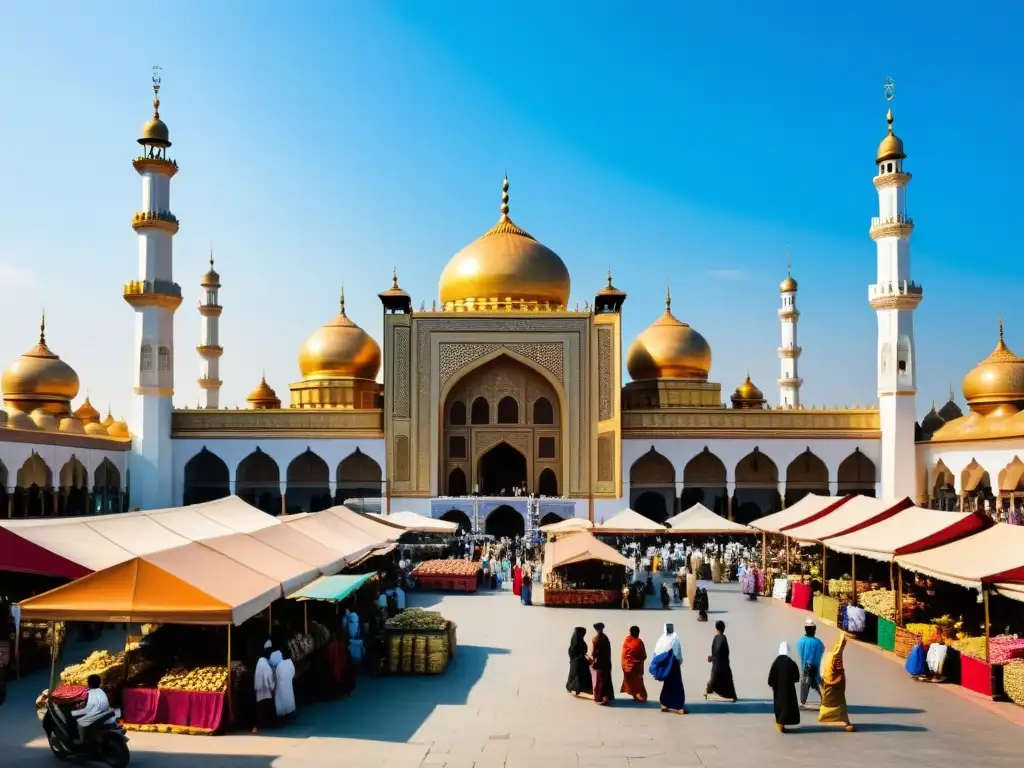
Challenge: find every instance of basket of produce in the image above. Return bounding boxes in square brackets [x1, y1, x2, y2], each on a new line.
[1003, 661, 1024, 706]
[894, 626, 920, 659]
[157, 666, 229, 693]
[384, 609, 453, 675]
[951, 635, 1024, 665]
[412, 560, 481, 592]
[399, 635, 414, 673]
[906, 623, 943, 646]
[387, 634, 401, 673]
[858, 590, 896, 621]
[412, 635, 427, 674]
[876, 617, 896, 652]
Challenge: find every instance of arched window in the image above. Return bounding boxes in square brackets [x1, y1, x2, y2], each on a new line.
[448, 468, 467, 496]
[497, 396, 519, 424]
[140, 344, 153, 372]
[538, 468, 558, 496]
[449, 401, 466, 425]
[158, 346, 171, 371]
[470, 397, 489, 425]
[533, 397, 554, 424]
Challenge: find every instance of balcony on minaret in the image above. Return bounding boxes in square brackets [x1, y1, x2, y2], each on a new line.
[133, 155, 179, 178]
[777, 345, 802, 358]
[132, 210, 180, 235]
[869, 215, 914, 241]
[868, 280, 923, 311]
[777, 305, 800, 321]
[197, 374, 223, 390]
[776, 376, 803, 388]
[124, 279, 183, 312]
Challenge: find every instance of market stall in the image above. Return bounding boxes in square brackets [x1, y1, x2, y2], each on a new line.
[411, 560, 480, 592]
[596, 508, 668, 534]
[749, 494, 855, 585]
[665, 503, 755, 535]
[542, 532, 633, 607]
[540, 517, 594, 535]
[369, 511, 458, 534]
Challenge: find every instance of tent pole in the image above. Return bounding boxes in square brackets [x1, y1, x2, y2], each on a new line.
[896, 567, 904, 627]
[304, 603, 309, 635]
[761, 532, 766, 576]
[123, 622, 131, 692]
[983, 588, 991, 665]
[822, 544, 827, 596]
[889, 560, 894, 592]
[851, 554, 857, 604]
[226, 624, 234, 725]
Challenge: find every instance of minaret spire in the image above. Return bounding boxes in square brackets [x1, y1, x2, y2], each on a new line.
[197, 248, 223, 409]
[340, 282, 346, 316]
[500, 174, 510, 218]
[39, 308, 46, 346]
[777, 251, 802, 407]
[665, 280, 672, 313]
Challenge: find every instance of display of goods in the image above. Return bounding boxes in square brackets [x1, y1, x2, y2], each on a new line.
[412, 559, 481, 577]
[951, 635, 1024, 665]
[287, 633, 314, 661]
[1003, 661, 1024, 706]
[400, 634, 414, 674]
[61, 650, 124, 687]
[906, 623, 944, 645]
[309, 621, 331, 649]
[894, 626, 919, 659]
[386, 608, 448, 631]
[877, 617, 896, 652]
[157, 666, 229, 693]
[413, 635, 427, 674]
[387, 634, 401, 673]
[857, 590, 896, 621]
[122, 723, 215, 736]
[543, 589, 619, 607]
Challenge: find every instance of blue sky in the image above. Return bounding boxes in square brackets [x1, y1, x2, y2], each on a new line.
[0, 2, 1019, 420]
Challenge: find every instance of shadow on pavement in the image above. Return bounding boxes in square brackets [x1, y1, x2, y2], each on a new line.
[0, 744, 276, 767]
[787, 723, 928, 734]
[683, 700, 926, 716]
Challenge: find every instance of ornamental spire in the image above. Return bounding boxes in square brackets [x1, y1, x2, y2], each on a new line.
[152, 65, 162, 119]
[340, 282, 346, 316]
[665, 281, 672, 313]
[39, 308, 46, 345]
[500, 174, 510, 218]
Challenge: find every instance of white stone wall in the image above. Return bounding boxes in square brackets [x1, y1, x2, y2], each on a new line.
[0, 440, 128, 489]
[917, 439, 1024, 495]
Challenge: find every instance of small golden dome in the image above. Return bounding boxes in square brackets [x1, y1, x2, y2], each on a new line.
[1, 313, 80, 414]
[780, 273, 798, 293]
[378, 268, 409, 299]
[30, 408, 58, 431]
[921, 403, 944, 434]
[59, 416, 86, 434]
[438, 177, 570, 309]
[202, 250, 220, 287]
[5, 406, 35, 431]
[107, 418, 130, 438]
[247, 374, 282, 409]
[298, 288, 381, 380]
[626, 289, 712, 381]
[961, 319, 1024, 412]
[84, 421, 109, 436]
[597, 269, 626, 297]
[138, 78, 171, 148]
[876, 109, 906, 164]
[730, 371, 766, 408]
[101, 409, 115, 428]
[74, 396, 101, 425]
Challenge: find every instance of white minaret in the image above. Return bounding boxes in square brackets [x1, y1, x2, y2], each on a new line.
[124, 68, 181, 509]
[197, 250, 223, 408]
[777, 257, 802, 407]
[869, 98, 922, 501]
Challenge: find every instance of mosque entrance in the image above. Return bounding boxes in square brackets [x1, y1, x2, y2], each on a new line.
[485, 504, 525, 538]
[479, 443, 527, 496]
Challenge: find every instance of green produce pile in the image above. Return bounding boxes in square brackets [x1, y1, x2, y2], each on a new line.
[385, 608, 448, 631]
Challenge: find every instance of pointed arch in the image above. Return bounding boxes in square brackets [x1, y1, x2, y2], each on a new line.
[733, 449, 780, 523]
[59, 456, 89, 516]
[93, 458, 123, 515]
[470, 397, 490, 425]
[236, 449, 281, 515]
[336, 449, 383, 503]
[59, 457, 88, 489]
[286, 449, 330, 513]
[960, 459, 991, 493]
[497, 396, 519, 424]
[930, 459, 956, 510]
[532, 396, 554, 425]
[630, 448, 675, 487]
[484, 504, 525, 538]
[18, 453, 53, 490]
[837, 449, 877, 496]
[449, 401, 467, 425]
[447, 467, 468, 496]
[998, 456, 1024, 492]
[183, 448, 230, 506]
[440, 509, 471, 533]
[681, 448, 728, 517]
[538, 467, 558, 496]
[785, 448, 829, 506]
[632, 491, 669, 523]
[539, 512, 563, 527]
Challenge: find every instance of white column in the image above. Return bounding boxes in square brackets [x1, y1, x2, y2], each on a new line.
[777, 265, 802, 407]
[197, 251, 223, 409]
[870, 108, 921, 501]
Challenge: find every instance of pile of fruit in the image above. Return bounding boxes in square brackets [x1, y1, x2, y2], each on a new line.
[60, 650, 124, 687]
[827, 579, 872, 598]
[413, 559, 481, 577]
[385, 608, 448, 631]
[906, 623, 944, 645]
[157, 666, 229, 693]
[1004, 661, 1024, 706]
[856, 590, 896, 620]
[951, 635, 1024, 665]
[286, 633, 315, 661]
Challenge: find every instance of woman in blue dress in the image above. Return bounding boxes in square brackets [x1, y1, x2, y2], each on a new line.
[649, 623, 686, 714]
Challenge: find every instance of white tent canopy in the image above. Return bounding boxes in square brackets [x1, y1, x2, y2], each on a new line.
[665, 504, 754, 534]
[597, 508, 666, 532]
[895, 523, 1024, 591]
[782, 496, 912, 542]
[750, 494, 852, 534]
[371, 511, 458, 533]
[825, 508, 990, 561]
[540, 517, 593, 534]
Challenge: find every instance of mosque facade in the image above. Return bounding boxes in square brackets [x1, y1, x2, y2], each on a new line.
[1, 82, 1020, 533]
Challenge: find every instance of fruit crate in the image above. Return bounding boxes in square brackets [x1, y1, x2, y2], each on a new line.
[894, 626, 920, 659]
[876, 617, 896, 652]
[415, 574, 478, 593]
[960, 653, 1005, 699]
[385, 626, 452, 676]
[819, 595, 839, 625]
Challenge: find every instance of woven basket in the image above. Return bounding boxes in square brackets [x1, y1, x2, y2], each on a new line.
[448, 622, 458, 659]
[387, 634, 401, 674]
[1002, 661, 1024, 706]
[400, 634, 414, 674]
[894, 626, 920, 659]
[412, 635, 427, 674]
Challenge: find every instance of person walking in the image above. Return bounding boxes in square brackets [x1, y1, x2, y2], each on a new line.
[797, 619, 825, 708]
[649, 623, 686, 714]
[818, 635, 855, 732]
[705, 620, 738, 702]
[619, 626, 648, 702]
[590, 622, 614, 705]
[566, 626, 593, 697]
[768, 642, 801, 733]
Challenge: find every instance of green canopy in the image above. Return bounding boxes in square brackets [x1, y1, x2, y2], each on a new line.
[288, 572, 377, 602]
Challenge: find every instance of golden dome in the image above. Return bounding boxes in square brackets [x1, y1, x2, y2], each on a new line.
[730, 370, 766, 408]
[5, 406, 35, 431]
[30, 408, 58, 431]
[626, 289, 712, 381]
[201, 250, 220, 287]
[780, 270, 798, 293]
[247, 374, 282, 409]
[84, 421, 109, 436]
[876, 109, 906, 164]
[107, 418, 130, 438]
[101, 409, 115, 428]
[961, 319, 1024, 412]
[438, 177, 570, 309]
[298, 288, 381, 380]
[138, 79, 171, 148]
[59, 416, 85, 435]
[921, 403, 944, 434]
[74, 396, 101, 425]
[1, 313, 80, 414]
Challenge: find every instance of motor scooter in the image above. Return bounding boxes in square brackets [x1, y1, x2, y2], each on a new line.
[41, 697, 130, 767]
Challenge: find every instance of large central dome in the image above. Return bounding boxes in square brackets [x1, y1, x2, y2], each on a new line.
[439, 177, 570, 310]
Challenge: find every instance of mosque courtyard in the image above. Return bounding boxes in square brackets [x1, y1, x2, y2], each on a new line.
[1, 584, 1021, 767]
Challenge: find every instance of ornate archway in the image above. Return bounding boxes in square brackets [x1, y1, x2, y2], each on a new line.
[785, 449, 829, 506]
[237, 449, 281, 515]
[336, 449, 382, 503]
[285, 449, 330, 513]
[440, 509, 472, 533]
[930, 459, 956, 510]
[733, 449, 779, 523]
[442, 354, 562, 497]
[59, 456, 89, 516]
[93, 458, 122, 514]
[681, 448, 727, 517]
[183, 448, 230, 507]
[633, 491, 669, 523]
[837, 450, 876, 497]
[630, 447, 676, 518]
[539, 512, 563, 527]
[16, 453, 54, 518]
[485, 504, 525, 538]
[479, 442, 527, 496]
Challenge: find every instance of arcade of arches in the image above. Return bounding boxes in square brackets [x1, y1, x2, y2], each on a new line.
[628, 446, 877, 525]
[183, 447, 383, 515]
[443, 355, 562, 498]
[438, 504, 528, 538]
[927, 456, 1024, 518]
[1, 454, 124, 518]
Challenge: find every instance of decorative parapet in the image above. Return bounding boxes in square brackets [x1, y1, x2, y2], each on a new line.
[171, 407, 384, 438]
[132, 156, 179, 177]
[123, 279, 183, 311]
[777, 346, 802, 358]
[132, 210, 180, 235]
[873, 171, 911, 189]
[622, 405, 880, 439]
[868, 280, 923, 311]
[195, 345, 224, 358]
[869, 215, 914, 240]
[197, 303, 223, 317]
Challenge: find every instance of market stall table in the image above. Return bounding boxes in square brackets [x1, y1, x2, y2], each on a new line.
[542, 532, 633, 607]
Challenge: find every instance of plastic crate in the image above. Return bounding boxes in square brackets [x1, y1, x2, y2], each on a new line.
[960, 653, 1005, 699]
[876, 617, 896, 652]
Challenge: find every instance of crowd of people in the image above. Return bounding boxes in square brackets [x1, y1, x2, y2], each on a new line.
[563, 618, 855, 733]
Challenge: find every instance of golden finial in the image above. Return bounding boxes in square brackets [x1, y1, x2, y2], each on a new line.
[500, 174, 510, 218]
[39, 308, 46, 345]
[886, 108, 894, 134]
[665, 281, 672, 313]
[151, 65, 162, 119]
[209, 246, 215, 270]
[392, 266, 399, 289]
[261, 368, 266, 383]
[339, 282, 346, 316]
[948, 382, 954, 402]
[998, 314, 1004, 343]
[786, 246, 792, 276]
[606, 267, 614, 288]
[745, 366, 751, 381]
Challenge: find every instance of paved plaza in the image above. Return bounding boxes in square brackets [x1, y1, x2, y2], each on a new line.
[1, 583, 1021, 767]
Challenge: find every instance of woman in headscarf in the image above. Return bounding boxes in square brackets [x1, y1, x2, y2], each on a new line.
[767, 642, 801, 733]
[705, 620, 738, 702]
[619, 626, 648, 702]
[818, 634, 855, 731]
[521, 570, 533, 605]
[590, 622, 614, 705]
[649, 623, 686, 714]
[694, 587, 710, 622]
[566, 627, 593, 697]
[512, 562, 523, 597]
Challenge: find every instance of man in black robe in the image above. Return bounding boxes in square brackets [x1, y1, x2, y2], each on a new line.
[705, 620, 738, 702]
[768, 641, 801, 733]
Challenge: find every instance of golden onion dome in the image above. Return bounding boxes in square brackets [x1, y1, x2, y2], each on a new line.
[246, 374, 282, 409]
[298, 288, 381, 380]
[438, 176, 570, 309]
[107, 418, 130, 438]
[74, 396, 101, 425]
[138, 79, 171, 148]
[730, 370, 766, 408]
[626, 289, 712, 381]
[780, 271, 798, 293]
[1, 314, 80, 412]
[59, 416, 86, 435]
[961, 319, 1024, 411]
[101, 409, 115, 428]
[5, 406, 35, 431]
[201, 251, 220, 287]
[84, 421, 109, 436]
[876, 109, 906, 164]
[30, 408, 58, 431]
[921, 403, 945, 434]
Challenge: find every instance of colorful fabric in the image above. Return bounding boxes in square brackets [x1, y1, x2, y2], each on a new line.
[818, 635, 850, 725]
[620, 636, 648, 699]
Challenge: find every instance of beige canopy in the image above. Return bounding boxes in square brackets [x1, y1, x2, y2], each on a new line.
[540, 517, 593, 534]
[597, 508, 666, 532]
[750, 494, 853, 534]
[825, 508, 991, 561]
[666, 504, 754, 534]
[321, 505, 404, 541]
[782, 496, 912, 542]
[895, 523, 1024, 591]
[994, 582, 1024, 604]
[370, 511, 458, 533]
[546, 532, 633, 570]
